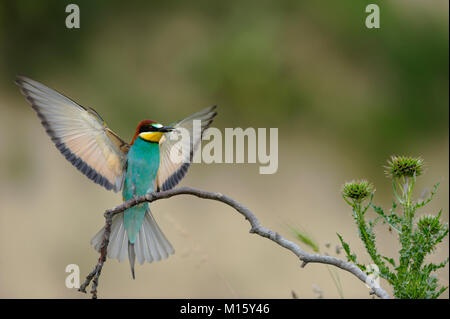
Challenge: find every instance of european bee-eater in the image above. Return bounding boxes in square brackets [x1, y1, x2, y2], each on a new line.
[16, 76, 217, 278]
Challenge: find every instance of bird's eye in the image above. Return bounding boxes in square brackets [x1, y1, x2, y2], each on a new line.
[139, 125, 154, 133]
[138, 123, 164, 133]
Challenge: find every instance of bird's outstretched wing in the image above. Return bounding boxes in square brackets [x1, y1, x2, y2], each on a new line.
[16, 76, 129, 192]
[156, 105, 217, 191]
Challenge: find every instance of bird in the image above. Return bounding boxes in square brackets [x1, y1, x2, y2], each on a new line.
[15, 76, 217, 278]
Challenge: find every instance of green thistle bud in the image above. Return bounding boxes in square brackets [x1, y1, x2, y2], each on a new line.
[385, 156, 424, 178]
[417, 215, 442, 235]
[342, 180, 375, 203]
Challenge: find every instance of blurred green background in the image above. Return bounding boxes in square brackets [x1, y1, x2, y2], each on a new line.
[0, 0, 448, 298]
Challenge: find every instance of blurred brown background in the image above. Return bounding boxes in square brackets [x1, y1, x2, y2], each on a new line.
[0, 0, 448, 298]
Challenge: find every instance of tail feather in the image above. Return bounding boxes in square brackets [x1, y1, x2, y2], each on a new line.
[108, 214, 128, 262]
[91, 214, 128, 262]
[146, 212, 174, 259]
[128, 242, 136, 279]
[90, 208, 174, 278]
[133, 209, 175, 264]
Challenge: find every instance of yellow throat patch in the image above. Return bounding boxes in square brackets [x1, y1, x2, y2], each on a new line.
[139, 131, 164, 143]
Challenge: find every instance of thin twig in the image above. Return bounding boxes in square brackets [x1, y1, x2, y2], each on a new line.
[79, 186, 390, 299]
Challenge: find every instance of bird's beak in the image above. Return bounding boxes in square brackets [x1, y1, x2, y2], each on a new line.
[158, 126, 173, 133]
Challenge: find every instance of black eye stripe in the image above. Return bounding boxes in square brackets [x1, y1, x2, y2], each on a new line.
[139, 125, 157, 133]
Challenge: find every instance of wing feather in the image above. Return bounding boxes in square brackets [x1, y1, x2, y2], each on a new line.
[16, 76, 128, 192]
[156, 105, 217, 191]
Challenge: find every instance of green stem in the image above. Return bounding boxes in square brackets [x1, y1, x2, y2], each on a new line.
[326, 265, 344, 299]
[354, 203, 394, 284]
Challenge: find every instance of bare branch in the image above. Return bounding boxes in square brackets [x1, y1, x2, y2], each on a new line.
[79, 186, 390, 299]
[78, 211, 114, 298]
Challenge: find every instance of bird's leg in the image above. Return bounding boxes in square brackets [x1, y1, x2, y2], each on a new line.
[78, 210, 115, 299]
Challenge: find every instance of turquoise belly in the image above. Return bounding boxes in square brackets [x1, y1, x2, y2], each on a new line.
[122, 138, 160, 243]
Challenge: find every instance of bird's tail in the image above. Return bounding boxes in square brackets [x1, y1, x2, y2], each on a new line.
[91, 207, 174, 279]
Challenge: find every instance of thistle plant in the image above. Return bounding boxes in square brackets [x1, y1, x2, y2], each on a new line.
[339, 156, 449, 299]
